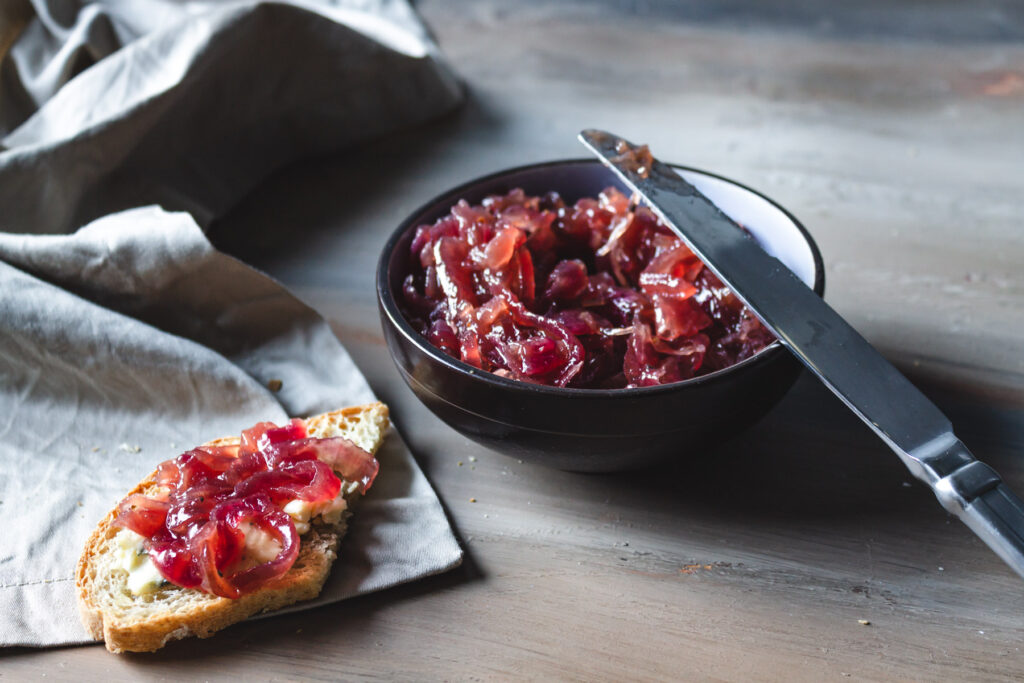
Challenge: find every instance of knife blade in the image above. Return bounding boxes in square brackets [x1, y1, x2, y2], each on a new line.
[580, 128, 1024, 579]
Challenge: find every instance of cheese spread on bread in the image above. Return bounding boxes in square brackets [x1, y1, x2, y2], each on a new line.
[114, 491, 354, 595]
[282, 484, 354, 534]
[114, 530, 166, 595]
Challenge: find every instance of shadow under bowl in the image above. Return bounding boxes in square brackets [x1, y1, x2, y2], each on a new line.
[377, 159, 825, 471]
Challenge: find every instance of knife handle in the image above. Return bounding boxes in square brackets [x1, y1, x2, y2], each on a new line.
[957, 483, 1024, 580]
[925, 453, 1024, 579]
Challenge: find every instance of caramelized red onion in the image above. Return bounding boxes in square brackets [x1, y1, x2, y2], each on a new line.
[399, 187, 774, 388]
[114, 419, 379, 598]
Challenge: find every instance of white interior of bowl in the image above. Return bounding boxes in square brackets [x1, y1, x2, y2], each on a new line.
[676, 169, 816, 287]
[436, 161, 818, 288]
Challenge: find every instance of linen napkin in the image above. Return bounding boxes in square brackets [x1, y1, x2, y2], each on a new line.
[0, 0, 462, 234]
[0, 0, 464, 647]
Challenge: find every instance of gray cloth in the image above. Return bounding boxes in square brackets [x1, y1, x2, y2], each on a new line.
[1, 0, 462, 234]
[0, 0, 464, 647]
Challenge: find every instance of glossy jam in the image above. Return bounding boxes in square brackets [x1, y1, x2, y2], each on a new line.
[399, 188, 774, 388]
[114, 419, 378, 598]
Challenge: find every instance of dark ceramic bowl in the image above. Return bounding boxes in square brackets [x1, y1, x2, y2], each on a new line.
[377, 160, 824, 471]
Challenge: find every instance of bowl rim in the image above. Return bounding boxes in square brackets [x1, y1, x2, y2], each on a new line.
[377, 158, 825, 399]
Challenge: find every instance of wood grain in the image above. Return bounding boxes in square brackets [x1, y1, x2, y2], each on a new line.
[6, 1, 1024, 680]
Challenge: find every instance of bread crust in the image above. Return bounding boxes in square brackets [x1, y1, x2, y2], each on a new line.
[76, 402, 389, 653]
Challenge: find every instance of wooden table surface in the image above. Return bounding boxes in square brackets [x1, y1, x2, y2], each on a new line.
[7, 1, 1024, 680]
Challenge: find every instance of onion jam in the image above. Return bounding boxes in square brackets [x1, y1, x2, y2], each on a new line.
[114, 419, 378, 598]
[399, 187, 775, 388]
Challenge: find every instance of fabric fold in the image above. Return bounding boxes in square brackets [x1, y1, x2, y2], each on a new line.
[1, 0, 462, 234]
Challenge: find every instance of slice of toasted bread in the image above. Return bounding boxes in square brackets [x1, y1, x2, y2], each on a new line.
[76, 402, 389, 653]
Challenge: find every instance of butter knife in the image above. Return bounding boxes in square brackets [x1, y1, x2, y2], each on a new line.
[580, 128, 1024, 579]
